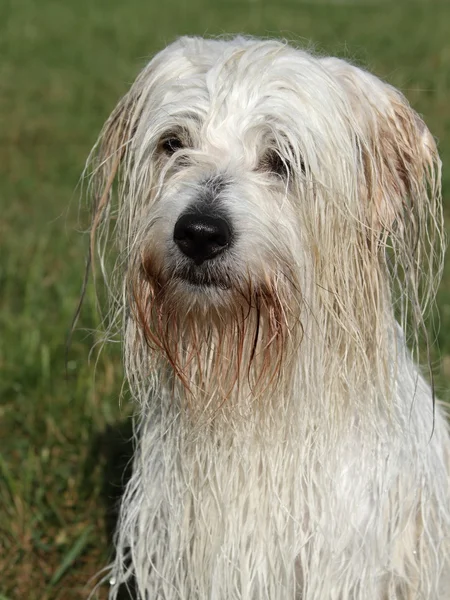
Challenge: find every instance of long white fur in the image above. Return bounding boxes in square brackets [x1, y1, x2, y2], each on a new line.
[86, 37, 450, 599]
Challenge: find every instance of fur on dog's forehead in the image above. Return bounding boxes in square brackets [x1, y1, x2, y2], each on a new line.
[134, 37, 354, 147]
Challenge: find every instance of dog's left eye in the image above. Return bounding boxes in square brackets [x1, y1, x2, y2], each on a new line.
[161, 136, 184, 154]
[260, 150, 290, 178]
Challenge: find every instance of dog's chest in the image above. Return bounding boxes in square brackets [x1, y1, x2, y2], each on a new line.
[160, 420, 393, 561]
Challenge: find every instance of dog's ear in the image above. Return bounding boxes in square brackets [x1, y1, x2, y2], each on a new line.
[86, 84, 145, 274]
[321, 57, 440, 231]
[320, 57, 444, 341]
[90, 87, 143, 215]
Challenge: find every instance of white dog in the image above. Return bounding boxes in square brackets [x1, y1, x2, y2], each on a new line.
[86, 37, 450, 599]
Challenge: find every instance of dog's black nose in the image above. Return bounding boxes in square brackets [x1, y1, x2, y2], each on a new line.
[173, 213, 232, 265]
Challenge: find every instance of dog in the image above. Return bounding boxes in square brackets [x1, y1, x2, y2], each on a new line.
[86, 36, 450, 599]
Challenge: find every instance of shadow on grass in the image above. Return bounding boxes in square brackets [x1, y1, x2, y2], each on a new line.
[84, 419, 137, 599]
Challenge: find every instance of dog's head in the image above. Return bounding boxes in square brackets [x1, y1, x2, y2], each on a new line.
[87, 37, 443, 405]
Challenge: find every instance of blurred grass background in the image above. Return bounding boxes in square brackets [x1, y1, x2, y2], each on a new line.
[1, 1, 450, 598]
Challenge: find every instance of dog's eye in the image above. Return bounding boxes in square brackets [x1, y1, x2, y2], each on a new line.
[260, 148, 307, 179]
[261, 150, 290, 178]
[259, 150, 290, 179]
[161, 136, 184, 155]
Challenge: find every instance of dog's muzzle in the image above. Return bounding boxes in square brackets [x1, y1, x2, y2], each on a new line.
[173, 212, 232, 266]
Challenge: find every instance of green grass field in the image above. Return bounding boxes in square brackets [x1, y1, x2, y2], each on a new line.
[1, 1, 450, 598]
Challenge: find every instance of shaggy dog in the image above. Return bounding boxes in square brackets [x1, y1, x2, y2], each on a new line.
[86, 37, 450, 599]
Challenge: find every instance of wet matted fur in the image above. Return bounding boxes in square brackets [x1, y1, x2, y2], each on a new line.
[84, 37, 449, 599]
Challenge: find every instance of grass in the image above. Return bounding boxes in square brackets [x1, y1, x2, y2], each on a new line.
[1, 1, 450, 598]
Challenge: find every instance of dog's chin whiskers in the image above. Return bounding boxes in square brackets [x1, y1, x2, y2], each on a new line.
[128, 263, 299, 413]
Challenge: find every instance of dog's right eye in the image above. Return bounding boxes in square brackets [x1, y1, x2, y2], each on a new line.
[161, 136, 184, 155]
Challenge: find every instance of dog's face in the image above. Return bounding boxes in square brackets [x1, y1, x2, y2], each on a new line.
[90, 37, 442, 400]
[124, 39, 333, 309]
